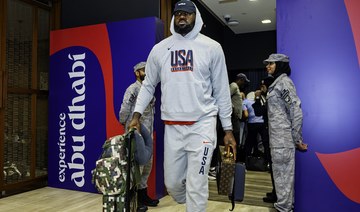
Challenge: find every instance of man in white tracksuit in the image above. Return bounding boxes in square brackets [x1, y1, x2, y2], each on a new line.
[264, 53, 308, 212]
[128, 1, 237, 211]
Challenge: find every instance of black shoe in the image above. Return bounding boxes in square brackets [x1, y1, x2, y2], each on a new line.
[143, 196, 159, 207]
[266, 192, 273, 197]
[138, 188, 159, 207]
[137, 192, 148, 212]
[263, 195, 277, 203]
[264, 163, 270, 171]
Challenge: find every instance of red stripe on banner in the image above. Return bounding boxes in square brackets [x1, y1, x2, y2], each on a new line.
[344, 0, 360, 67]
[147, 131, 157, 199]
[50, 24, 124, 138]
[316, 148, 360, 204]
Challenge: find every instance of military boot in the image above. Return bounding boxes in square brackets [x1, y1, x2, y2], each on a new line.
[137, 193, 148, 212]
[137, 188, 159, 207]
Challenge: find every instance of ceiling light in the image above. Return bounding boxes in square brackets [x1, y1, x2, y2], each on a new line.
[219, 0, 237, 3]
[261, 19, 271, 24]
[223, 14, 239, 26]
[227, 20, 239, 26]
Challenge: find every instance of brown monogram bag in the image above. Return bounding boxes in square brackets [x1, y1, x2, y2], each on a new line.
[216, 145, 236, 195]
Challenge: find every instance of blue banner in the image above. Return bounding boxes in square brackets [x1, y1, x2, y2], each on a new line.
[48, 17, 164, 193]
[278, 0, 360, 211]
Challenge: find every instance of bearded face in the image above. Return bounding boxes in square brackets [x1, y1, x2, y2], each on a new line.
[135, 68, 146, 82]
[174, 11, 196, 36]
[139, 73, 145, 81]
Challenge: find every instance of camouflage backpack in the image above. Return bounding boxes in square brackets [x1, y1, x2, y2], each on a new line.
[92, 129, 140, 211]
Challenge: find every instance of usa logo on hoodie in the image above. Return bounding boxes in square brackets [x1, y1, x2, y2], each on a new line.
[170, 49, 193, 72]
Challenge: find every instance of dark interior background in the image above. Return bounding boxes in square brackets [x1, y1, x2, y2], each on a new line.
[61, 0, 276, 93]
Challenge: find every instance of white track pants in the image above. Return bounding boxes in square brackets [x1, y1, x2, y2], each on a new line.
[164, 116, 217, 212]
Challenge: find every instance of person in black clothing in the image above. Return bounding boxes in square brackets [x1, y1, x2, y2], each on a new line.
[252, 77, 271, 166]
[209, 73, 249, 179]
[252, 76, 277, 203]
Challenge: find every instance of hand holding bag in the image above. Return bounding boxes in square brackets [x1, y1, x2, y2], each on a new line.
[217, 146, 246, 211]
[216, 145, 236, 196]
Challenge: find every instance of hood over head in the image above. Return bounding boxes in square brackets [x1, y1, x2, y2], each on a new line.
[170, 0, 203, 39]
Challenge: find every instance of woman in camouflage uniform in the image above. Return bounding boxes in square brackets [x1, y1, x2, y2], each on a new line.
[263, 54, 308, 212]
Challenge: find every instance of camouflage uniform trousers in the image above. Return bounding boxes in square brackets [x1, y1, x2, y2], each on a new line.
[137, 119, 154, 190]
[138, 155, 153, 189]
[122, 126, 153, 190]
[271, 147, 295, 212]
[119, 80, 156, 200]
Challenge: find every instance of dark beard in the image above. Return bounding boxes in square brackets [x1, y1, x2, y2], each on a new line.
[174, 22, 195, 36]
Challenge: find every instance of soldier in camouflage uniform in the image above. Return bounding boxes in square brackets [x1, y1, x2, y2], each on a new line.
[119, 61, 158, 211]
[263, 54, 308, 212]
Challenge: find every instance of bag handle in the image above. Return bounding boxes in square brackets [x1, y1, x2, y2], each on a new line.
[228, 146, 236, 161]
[223, 146, 236, 162]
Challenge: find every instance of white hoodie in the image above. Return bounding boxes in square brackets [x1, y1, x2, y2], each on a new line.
[134, 5, 232, 130]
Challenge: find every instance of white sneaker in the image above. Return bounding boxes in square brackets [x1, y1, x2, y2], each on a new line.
[208, 175, 216, 180]
[208, 167, 217, 180]
[209, 170, 216, 177]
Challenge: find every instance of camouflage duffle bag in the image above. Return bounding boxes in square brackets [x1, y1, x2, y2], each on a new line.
[92, 129, 140, 196]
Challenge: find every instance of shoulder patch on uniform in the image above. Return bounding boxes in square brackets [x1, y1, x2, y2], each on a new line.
[281, 89, 292, 104]
[129, 93, 136, 103]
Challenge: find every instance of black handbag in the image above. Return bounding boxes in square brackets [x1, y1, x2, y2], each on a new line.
[245, 156, 267, 171]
